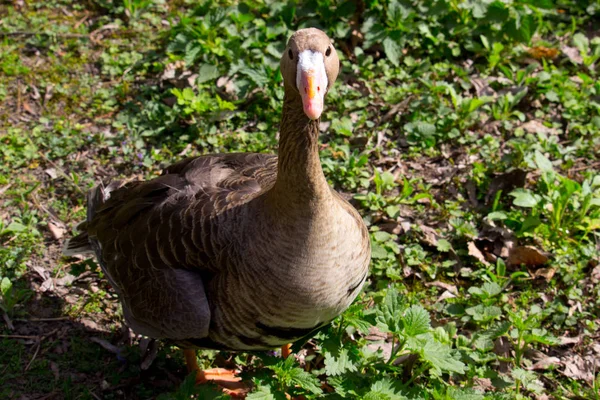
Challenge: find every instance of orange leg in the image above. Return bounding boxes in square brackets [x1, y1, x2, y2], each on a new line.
[281, 343, 292, 359]
[183, 349, 249, 398]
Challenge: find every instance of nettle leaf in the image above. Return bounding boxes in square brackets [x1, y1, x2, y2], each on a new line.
[421, 340, 466, 376]
[402, 305, 431, 337]
[466, 304, 502, 323]
[343, 304, 374, 334]
[1, 277, 12, 297]
[270, 357, 321, 395]
[246, 384, 277, 400]
[472, 322, 510, 351]
[287, 367, 321, 394]
[436, 239, 452, 252]
[512, 368, 544, 394]
[376, 287, 407, 334]
[324, 348, 358, 376]
[363, 378, 406, 400]
[332, 117, 354, 136]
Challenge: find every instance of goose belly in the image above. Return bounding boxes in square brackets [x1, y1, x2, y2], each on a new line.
[208, 216, 370, 350]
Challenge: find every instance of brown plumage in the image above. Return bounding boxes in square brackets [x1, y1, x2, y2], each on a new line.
[65, 28, 371, 354]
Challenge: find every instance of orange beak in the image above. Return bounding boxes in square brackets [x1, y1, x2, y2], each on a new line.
[299, 69, 325, 120]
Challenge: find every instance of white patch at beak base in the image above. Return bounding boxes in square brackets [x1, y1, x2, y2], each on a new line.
[296, 50, 328, 120]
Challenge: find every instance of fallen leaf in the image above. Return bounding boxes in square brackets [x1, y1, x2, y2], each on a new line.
[468, 241, 491, 266]
[527, 355, 561, 370]
[473, 377, 493, 391]
[558, 336, 581, 346]
[91, 337, 122, 355]
[425, 281, 458, 295]
[44, 168, 58, 179]
[527, 46, 559, 60]
[532, 267, 556, 282]
[436, 290, 456, 302]
[22, 101, 36, 115]
[419, 224, 439, 247]
[48, 221, 65, 240]
[507, 246, 549, 267]
[561, 353, 596, 382]
[590, 263, 600, 284]
[562, 46, 583, 64]
[485, 169, 527, 205]
[50, 361, 60, 381]
[520, 120, 557, 136]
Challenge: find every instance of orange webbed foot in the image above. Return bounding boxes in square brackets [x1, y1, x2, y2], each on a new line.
[184, 349, 250, 398]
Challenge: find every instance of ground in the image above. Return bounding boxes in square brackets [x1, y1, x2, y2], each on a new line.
[1, 1, 599, 399]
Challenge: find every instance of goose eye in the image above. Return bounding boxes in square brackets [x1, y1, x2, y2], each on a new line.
[325, 46, 332, 57]
[288, 49, 293, 60]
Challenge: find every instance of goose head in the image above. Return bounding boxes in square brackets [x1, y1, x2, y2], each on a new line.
[280, 28, 340, 120]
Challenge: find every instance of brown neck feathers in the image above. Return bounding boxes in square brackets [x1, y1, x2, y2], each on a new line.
[270, 90, 330, 203]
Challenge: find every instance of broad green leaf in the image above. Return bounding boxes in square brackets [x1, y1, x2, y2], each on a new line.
[385, 205, 400, 219]
[373, 231, 391, 242]
[509, 189, 539, 208]
[436, 239, 452, 252]
[1, 277, 12, 297]
[332, 117, 354, 136]
[363, 378, 406, 400]
[370, 243, 389, 260]
[402, 305, 430, 337]
[196, 64, 220, 84]
[383, 37, 402, 67]
[287, 367, 321, 394]
[421, 340, 466, 376]
[534, 150, 553, 172]
[324, 348, 358, 376]
[573, 33, 589, 52]
[487, 211, 507, 220]
[376, 287, 407, 334]
[246, 385, 276, 400]
[5, 222, 26, 233]
[512, 368, 544, 394]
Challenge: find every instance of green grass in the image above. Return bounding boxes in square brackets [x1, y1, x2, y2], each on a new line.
[1, 0, 599, 399]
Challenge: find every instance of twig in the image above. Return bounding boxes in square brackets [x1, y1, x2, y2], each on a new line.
[0, 31, 89, 39]
[2, 310, 14, 330]
[0, 334, 39, 339]
[568, 161, 600, 173]
[14, 316, 71, 322]
[25, 338, 41, 371]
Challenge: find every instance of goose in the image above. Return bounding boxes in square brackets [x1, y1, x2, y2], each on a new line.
[64, 28, 371, 396]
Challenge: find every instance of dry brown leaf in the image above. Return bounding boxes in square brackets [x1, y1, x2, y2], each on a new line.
[591, 263, 600, 284]
[419, 224, 439, 247]
[527, 46, 559, 60]
[468, 241, 491, 266]
[521, 120, 558, 136]
[485, 169, 527, 205]
[22, 101, 36, 115]
[425, 281, 458, 295]
[472, 377, 493, 392]
[562, 46, 583, 64]
[527, 355, 561, 370]
[532, 267, 556, 282]
[48, 221, 65, 240]
[507, 245, 549, 267]
[50, 361, 60, 381]
[437, 290, 457, 302]
[379, 221, 403, 235]
[558, 336, 582, 346]
[561, 353, 596, 382]
[90, 337, 122, 355]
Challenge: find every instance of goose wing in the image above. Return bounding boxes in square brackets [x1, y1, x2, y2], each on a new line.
[76, 153, 277, 340]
